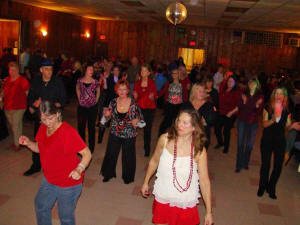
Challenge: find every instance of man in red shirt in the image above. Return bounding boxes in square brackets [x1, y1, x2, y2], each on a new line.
[2, 62, 29, 150]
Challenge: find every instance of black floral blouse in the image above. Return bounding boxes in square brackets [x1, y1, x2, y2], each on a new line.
[108, 98, 143, 138]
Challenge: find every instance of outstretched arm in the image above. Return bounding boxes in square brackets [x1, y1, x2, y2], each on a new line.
[19, 136, 39, 153]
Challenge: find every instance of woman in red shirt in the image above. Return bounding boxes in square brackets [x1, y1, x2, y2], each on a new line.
[178, 65, 191, 103]
[2, 62, 30, 151]
[215, 75, 241, 153]
[19, 101, 92, 225]
[133, 64, 157, 156]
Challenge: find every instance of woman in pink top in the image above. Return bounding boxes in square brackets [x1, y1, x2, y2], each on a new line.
[76, 63, 100, 153]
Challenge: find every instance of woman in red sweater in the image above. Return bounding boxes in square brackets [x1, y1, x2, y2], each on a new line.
[3, 62, 30, 151]
[133, 64, 157, 156]
[215, 75, 241, 153]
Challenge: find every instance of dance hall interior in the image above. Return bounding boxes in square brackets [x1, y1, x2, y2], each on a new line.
[0, 0, 299, 225]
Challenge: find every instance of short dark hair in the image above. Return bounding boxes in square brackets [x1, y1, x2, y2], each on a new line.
[39, 101, 62, 119]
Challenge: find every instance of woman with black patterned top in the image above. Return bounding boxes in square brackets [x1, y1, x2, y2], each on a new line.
[100, 80, 143, 184]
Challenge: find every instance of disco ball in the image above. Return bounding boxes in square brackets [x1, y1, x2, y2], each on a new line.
[166, 2, 187, 25]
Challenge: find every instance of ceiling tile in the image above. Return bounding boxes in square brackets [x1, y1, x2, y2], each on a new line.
[120, 0, 145, 7]
[228, 1, 257, 8]
[11, 0, 300, 32]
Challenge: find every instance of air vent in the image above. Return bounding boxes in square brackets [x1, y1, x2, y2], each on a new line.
[244, 31, 283, 48]
[231, 31, 244, 44]
[287, 38, 300, 47]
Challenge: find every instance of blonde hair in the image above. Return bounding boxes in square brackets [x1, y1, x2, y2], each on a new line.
[269, 87, 288, 112]
[189, 83, 207, 102]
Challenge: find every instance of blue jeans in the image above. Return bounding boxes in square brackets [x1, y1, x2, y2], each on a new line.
[129, 83, 135, 97]
[236, 120, 258, 169]
[35, 178, 82, 225]
[285, 129, 297, 152]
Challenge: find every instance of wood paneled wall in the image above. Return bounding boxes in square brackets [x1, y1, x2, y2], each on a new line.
[95, 20, 299, 73]
[0, 0, 299, 73]
[0, 0, 96, 59]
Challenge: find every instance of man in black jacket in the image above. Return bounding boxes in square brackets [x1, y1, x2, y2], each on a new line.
[23, 59, 66, 176]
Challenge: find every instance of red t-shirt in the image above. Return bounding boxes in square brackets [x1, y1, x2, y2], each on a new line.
[35, 122, 87, 187]
[180, 77, 191, 102]
[3, 76, 30, 110]
[134, 78, 157, 109]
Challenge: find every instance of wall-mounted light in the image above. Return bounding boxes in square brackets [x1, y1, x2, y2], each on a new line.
[40, 28, 48, 37]
[84, 31, 91, 39]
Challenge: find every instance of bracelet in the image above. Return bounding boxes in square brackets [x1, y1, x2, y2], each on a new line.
[78, 163, 85, 171]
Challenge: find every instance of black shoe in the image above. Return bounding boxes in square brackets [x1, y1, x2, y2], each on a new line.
[102, 177, 111, 182]
[268, 193, 277, 199]
[98, 127, 105, 144]
[257, 188, 265, 197]
[23, 167, 41, 176]
[214, 144, 223, 149]
[222, 149, 228, 154]
[265, 187, 277, 199]
[124, 180, 133, 184]
[244, 166, 249, 170]
[235, 168, 241, 173]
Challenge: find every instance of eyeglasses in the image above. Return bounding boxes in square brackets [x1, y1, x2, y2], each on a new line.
[40, 114, 58, 124]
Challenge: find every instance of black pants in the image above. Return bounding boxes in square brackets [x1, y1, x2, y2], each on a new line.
[100, 133, 136, 183]
[77, 105, 98, 153]
[0, 109, 9, 141]
[159, 103, 181, 136]
[97, 90, 109, 142]
[141, 109, 155, 156]
[62, 76, 72, 102]
[204, 125, 211, 150]
[215, 114, 236, 152]
[98, 90, 109, 119]
[29, 111, 42, 171]
[259, 144, 285, 195]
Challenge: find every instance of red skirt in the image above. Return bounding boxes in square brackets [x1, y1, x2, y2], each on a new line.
[152, 199, 200, 225]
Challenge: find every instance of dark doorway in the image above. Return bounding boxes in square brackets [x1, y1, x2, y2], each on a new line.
[95, 41, 108, 59]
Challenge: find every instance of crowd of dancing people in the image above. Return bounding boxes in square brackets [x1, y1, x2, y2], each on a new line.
[1, 47, 300, 225]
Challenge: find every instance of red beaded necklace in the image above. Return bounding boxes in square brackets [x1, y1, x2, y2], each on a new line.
[172, 135, 194, 193]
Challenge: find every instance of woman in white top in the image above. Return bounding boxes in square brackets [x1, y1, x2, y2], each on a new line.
[141, 108, 213, 225]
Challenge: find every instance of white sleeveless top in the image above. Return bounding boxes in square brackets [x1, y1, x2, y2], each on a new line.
[152, 136, 201, 209]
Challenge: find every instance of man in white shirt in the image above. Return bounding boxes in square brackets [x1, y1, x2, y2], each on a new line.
[19, 48, 30, 74]
[213, 65, 224, 92]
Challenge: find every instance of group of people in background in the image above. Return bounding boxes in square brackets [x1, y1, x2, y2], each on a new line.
[0, 46, 300, 225]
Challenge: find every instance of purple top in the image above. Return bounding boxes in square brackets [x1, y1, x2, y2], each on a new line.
[77, 78, 100, 107]
[237, 93, 264, 124]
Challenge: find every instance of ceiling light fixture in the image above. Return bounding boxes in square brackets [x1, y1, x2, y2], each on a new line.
[166, 1, 187, 25]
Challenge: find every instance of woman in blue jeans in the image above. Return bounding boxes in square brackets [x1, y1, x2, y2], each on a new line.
[235, 78, 263, 172]
[19, 101, 92, 225]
